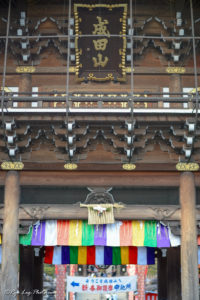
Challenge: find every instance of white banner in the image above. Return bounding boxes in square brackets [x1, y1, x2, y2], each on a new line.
[67, 276, 137, 294]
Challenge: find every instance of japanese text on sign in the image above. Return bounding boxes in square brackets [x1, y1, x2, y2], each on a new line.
[67, 276, 137, 294]
[92, 16, 110, 68]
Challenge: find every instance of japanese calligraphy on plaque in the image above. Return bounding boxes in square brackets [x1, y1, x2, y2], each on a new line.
[74, 3, 127, 82]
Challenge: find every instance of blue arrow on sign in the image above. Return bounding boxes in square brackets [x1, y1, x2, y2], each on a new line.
[71, 281, 80, 287]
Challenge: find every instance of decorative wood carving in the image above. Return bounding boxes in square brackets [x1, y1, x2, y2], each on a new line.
[0, 204, 194, 221]
[85, 187, 114, 204]
[150, 207, 180, 220]
[20, 205, 50, 219]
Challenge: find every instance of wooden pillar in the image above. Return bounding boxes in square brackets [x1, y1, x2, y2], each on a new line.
[19, 246, 34, 300]
[1, 171, 20, 300]
[166, 247, 181, 300]
[157, 249, 167, 300]
[33, 247, 44, 300]
[180, 172, 199, 300]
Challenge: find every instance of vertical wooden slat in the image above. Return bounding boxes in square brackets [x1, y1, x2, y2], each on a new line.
[180, 172, 199, 300]
[19, 73, 32, 108]
[157, 249, 167, 300]
[33, 247, 44, 300]
[19, 246, 34, 300]
[169, 73, 182, 108]
[167, 247, 181, 300]
[1, 171, 20, 300]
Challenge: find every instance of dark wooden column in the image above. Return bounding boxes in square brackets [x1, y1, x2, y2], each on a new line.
[180, 172, 199, 300]
[19, 74, 32, 91]
[157, 249, 167, 300]
[19, 73, 32, 107]
[167, 247, 181, 300]
[1, 171, 20, 300]
[33, 247, 44, 300]
[170, 74, 182, 92]
[19, 246, 34, 300]
[169, 74, 182, 108]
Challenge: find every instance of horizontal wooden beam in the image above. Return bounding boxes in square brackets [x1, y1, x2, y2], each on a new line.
[0, 163, 182, 172]
[0, 171, 186, 186]
[0, 204, 198, 221]
[1, 66, 199, 75]
[0, 170, 199, 187]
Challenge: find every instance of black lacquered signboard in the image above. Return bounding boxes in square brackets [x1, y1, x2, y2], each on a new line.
[74, 3, 127, 82]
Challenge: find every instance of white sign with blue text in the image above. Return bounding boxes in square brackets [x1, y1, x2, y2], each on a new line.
[67, 276, 137, 293]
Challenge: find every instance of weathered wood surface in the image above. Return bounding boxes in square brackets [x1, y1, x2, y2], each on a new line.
[19, 246, 34, 300]
[157, 249, 167, 300]
[1, 171, 20, 300]
[0, 171, 200, 186]
[167, 247, 181, 300]
[180, 172, 199, 300]
[0, 162, 194, 172]
[0, 203, 198, 221]
[33, 248, 44, 300]
[19, 247, 44, 300]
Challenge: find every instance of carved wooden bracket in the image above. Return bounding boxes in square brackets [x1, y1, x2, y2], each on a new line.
[150, 206, 180, 220]
[20, 205, 50, 219]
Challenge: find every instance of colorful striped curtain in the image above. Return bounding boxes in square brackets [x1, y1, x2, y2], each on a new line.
[132, 221, 145, 246]
[18, 219, 177, 248]
[68, 220, 83, 246]
[57, 220, 69, 245]
[44, 245, 156, 266]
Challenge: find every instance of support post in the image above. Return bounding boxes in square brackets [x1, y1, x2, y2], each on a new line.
[1, 171, 20, 300]
[19, 246, 34, 300]
[157, 249, 167, 300]
[33, 247, 44, 300]
[180, 172, 199, 300]
[166, 247, 181, 300]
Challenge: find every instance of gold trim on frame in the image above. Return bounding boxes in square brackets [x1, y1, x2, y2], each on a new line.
[125, 67, 134, 73]
[74, 3, 127, 82]
[122, 163, 136, 171]
[1, 161, 24, 170]
[176, 162, 199, 171]
[64, 163, 78, 170]
[69, 66, 76, 73]
[16, 66, 36, 73]
[0, 87, 12, 93]
[166, 67, 186, 74]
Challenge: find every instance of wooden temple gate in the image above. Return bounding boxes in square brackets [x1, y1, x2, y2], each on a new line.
[0, 0, 200, 299]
